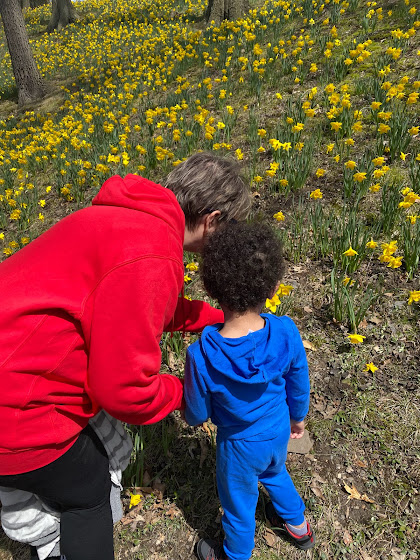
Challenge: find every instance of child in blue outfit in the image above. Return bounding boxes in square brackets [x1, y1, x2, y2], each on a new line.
[184, 222, 315, 560]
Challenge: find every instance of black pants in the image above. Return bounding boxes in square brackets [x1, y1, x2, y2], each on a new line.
[0, 425, 114, 560]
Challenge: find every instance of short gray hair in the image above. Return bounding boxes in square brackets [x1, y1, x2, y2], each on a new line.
[164, 153, 252, 230]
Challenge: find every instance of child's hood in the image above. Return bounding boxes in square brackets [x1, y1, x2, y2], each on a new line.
[198, 314, 294, 385]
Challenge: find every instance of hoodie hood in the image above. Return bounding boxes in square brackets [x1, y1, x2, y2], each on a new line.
[199, 314, 291, 385]
[92, 174, 185, 240]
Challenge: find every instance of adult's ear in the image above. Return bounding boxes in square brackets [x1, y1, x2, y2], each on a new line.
[203, 210, 221, 235]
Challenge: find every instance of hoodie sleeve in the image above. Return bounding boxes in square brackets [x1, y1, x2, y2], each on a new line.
[85, 257, 184, 425]
[184, 348, 212, 426]
[168, 296, 224, 332]
[283, 318, 310, 423]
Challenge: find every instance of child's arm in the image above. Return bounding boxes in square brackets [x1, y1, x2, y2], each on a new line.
[184, 349, 212, 426]
[284, 319, 310, 429]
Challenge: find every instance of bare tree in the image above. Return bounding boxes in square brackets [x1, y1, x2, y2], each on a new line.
[0, 0, 47, 105]
[206, 0, 249, 25]
[47, 0, 78, 33]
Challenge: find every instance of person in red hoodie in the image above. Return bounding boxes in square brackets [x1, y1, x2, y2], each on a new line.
[0, 153, 251, 560]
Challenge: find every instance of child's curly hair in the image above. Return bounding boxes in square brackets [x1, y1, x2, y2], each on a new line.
[202, 222, 285, 313]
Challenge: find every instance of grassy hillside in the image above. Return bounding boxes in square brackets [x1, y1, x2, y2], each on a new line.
[0, 0, 419, 558]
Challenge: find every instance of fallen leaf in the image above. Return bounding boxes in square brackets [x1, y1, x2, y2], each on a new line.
[368, 316, 381, 325]
[310, 485, 325, 501]
[343, 529, 353, 545]
[359, 319, 368, 329]
[202, 421, 216, 438]
[355, 459, 368, 468]
[167, 351, 177, 369]
[303, 306, 313, 313]
[343, 482, 375, 503]
[384, 292, 393, 297]
[165, 506, 181, 520]
[263, 528, 278, 547]
[303, 340, 316, 351]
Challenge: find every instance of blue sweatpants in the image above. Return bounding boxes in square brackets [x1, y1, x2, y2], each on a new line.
[216, 427, 305, 560]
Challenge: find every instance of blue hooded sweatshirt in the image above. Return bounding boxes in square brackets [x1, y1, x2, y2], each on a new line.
[184, 314, 310, 441]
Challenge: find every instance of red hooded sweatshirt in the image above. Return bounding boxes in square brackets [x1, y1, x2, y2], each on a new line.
[0, 175, 223, 475]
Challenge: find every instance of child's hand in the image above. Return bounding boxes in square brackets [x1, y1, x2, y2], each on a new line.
[290, 420, 305, 439]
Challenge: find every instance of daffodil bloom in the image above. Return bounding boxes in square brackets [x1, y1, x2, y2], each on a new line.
[279, 179, 289, 187]
[372, 157, 385, 167]
[400, 152, 408, 161]
[364, 362, 378, 373]
[408, 290, 420, 305]
[369, 183, 381, 193]
[409, 126, 419, 136]
[387, 256, 403, 268]
[343, 246, 358, 257]
[266, 294, 280, 312]
[353, 172, 367, 182]
[331, 121, 342, 132]
[184, 275, 192, 283]
[366, 239, 378, 249]
[276, 284, 293, 297]
[129, 493, 141, 508]
[310, 189, 323, 199]
[381, 240, 398, 254]
[292, 123, 304, 133]
[378, 123, 391, 134]
[186, 262, 199, 271]
[273, 211, 285, 221]
[345, 160, 357, 170]
[407, 215, 418, 224]
[316, 168, 326, 177]
[348, 333, 365, 344]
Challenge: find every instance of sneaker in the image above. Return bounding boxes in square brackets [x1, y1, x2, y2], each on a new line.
[265, 501, 315, 550]
[196, 539, 229, 560]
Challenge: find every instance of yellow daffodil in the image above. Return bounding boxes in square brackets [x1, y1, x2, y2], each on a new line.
[186, 262, 199, 272]
[364, 362, 378, 373]
[353, 172, 367, 182]
[310, 189, 323, 199]
[345, 160, 357, 170]
[343, 246, 358, 257]
[408, 290, 420, 305]
[276, 284, 293, 297]
[266, 294, 280, 312]
[273, 211, 285, 221]
[347, 334, 366, 344]
[366, 239, 378, 249]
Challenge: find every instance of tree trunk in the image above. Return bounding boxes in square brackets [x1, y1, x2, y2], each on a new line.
[0, 0, 47, 105]
[20, 0, 30, 8]
[47, 0, 78, 32]
[30, 0, 49, 7]
[206, 0, 248, 25]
